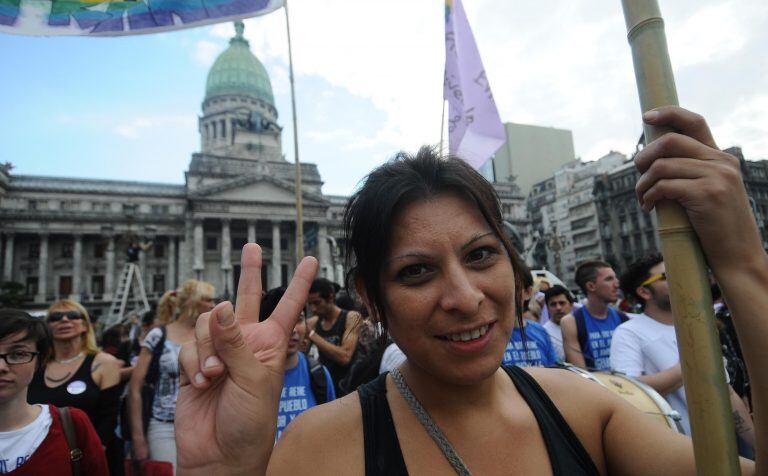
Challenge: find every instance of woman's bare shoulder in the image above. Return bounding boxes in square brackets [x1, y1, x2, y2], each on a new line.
[268, 392, 364, 475]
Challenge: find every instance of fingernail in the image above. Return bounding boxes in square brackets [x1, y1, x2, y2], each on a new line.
[643, 110, 659, 122]
[194, 372, 207, 385]
[217, 306, 234, 327]
[204, 355, 222, 369]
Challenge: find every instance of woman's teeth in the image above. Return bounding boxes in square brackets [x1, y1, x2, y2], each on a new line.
[446, 324, 489, 342]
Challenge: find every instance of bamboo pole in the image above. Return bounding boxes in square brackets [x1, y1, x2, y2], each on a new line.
[620, 1, 739, 474]
[285, 0, 304, 261]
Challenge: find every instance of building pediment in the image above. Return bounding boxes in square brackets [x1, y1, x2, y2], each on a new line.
[189, 174, 327, 205]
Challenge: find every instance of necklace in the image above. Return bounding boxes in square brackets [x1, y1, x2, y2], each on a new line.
[54, 352, 84, 365]
[45, 371, 73, 383]
[390, 368, 472, 476]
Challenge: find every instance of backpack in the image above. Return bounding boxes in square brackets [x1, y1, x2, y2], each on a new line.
[573, 307, 628, 365]
[306, 355, 329, 405]
[119, 326, 166, 441]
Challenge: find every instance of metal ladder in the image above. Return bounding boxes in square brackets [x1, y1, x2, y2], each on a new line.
[102, 263, 150, 330]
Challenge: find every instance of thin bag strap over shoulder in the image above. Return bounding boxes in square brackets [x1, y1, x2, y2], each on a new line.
[59, 406, 83, 476]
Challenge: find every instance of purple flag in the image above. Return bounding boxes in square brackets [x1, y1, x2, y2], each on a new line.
[443, 0, 506, 170]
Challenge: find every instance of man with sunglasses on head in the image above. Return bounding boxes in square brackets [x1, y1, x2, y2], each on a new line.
[0, 309, 107, 474]
[612, 255, 755, 450]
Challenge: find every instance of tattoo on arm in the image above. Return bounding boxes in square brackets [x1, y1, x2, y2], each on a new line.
[732, 410, 749, 436]
[92, 363, 102, 373]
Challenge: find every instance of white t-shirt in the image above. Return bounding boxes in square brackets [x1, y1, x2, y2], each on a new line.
[542, 320, 565, 362]
[379, 343, 407, 374]
[0, 405, 52, 473]
[609, 314, 690, 435]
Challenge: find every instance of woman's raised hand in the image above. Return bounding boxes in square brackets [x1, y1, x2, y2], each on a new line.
[175, 243, 317, 475]
[634, 106, 762, 271]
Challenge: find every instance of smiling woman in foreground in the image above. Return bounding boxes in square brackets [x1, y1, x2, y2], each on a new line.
[174, 107, 765, 475]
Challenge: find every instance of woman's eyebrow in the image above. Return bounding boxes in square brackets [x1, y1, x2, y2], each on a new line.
[386, 252, 431, 264]
[460, 232, 495, 251]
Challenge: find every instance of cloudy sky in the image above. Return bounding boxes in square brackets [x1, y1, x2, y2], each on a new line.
[1, 0, 766, 196]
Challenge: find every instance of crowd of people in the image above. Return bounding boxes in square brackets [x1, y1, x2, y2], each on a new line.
[0, 106, 764, 474]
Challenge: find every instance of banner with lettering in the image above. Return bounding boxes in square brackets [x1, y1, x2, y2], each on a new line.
[0, 0, 283, 36]
[443, 0, 506, 170]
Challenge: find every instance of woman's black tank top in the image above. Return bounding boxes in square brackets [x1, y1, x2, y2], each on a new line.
[28, 354, 101, 424]
[358, 365, 600, 475]
[314, 309, 349, 384]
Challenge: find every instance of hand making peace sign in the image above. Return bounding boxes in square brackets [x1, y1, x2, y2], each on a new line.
[174, 243, 317, 475]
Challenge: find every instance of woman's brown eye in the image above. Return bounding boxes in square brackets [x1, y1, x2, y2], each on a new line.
[468, 247, 494, 263]
[398, 264, 431, 281]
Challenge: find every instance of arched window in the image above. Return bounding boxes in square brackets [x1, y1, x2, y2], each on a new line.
[220, 119, 226, 139]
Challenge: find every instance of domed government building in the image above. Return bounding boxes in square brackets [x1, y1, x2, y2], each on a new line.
[0, 22, 347, 319]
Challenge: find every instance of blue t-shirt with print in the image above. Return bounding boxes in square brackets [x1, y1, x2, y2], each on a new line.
[277, 353, 336, 440]
[502, 320, 558, 367]
[577, 306, 624, 370]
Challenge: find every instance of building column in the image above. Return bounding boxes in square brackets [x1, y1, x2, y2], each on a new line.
[2, 233, 14, 282]
[318, 225, 332, 280]
[271, 221, 281, 288]
[179, 218, 192, 281]
[221, 219, 232, 295]
[35, 234, 48, 303]
[104, 235, 115, 301]
[167, 236, 177, 290]
[247, 220, 256, 244]
[193, 220, 204, 279]
[71, 234, 83, 300]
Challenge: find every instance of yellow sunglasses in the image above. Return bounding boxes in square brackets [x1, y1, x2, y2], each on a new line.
[640, 272, 667, 287]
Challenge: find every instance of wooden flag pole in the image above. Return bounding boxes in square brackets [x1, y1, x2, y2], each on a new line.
[285, 0, 305, 261]
[439, 99, 446, 155]
[620, 1, 739, 474]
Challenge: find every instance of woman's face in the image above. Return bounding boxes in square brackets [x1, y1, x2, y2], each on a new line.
[0, 332, 38, 402]
[381, 193, 516, 385]
[196, 288, 216, 315]
[47, 307, 88, 342]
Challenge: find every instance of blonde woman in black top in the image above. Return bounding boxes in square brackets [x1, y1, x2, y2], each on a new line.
[28, 299, 121, 469]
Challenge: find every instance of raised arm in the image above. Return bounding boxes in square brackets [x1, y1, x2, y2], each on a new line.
[635, 106, 767, 471]
[600, 106, 762, 474]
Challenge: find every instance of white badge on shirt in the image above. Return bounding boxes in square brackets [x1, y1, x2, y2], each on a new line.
[66, 381, 87, 395]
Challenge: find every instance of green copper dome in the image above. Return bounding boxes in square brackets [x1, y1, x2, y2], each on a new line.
[205, 22, 274, 105]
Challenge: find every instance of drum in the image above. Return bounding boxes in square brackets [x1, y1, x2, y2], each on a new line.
[592, 371, 683, 433]
[555, 364, 683, 433]
[554, 362, 602, 385]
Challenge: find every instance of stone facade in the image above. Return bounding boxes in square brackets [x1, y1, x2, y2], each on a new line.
[0, 23, 342, 320]
[593, 146, 768, 273]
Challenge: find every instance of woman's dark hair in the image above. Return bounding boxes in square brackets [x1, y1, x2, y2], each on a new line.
[619, 254, 664, 309]
[0, 309, 52, 371]
[344, 146, 526, 332]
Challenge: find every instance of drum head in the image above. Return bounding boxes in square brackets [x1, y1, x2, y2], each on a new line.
[593, 372, 682, 432]
[554, 362, 604, 386]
